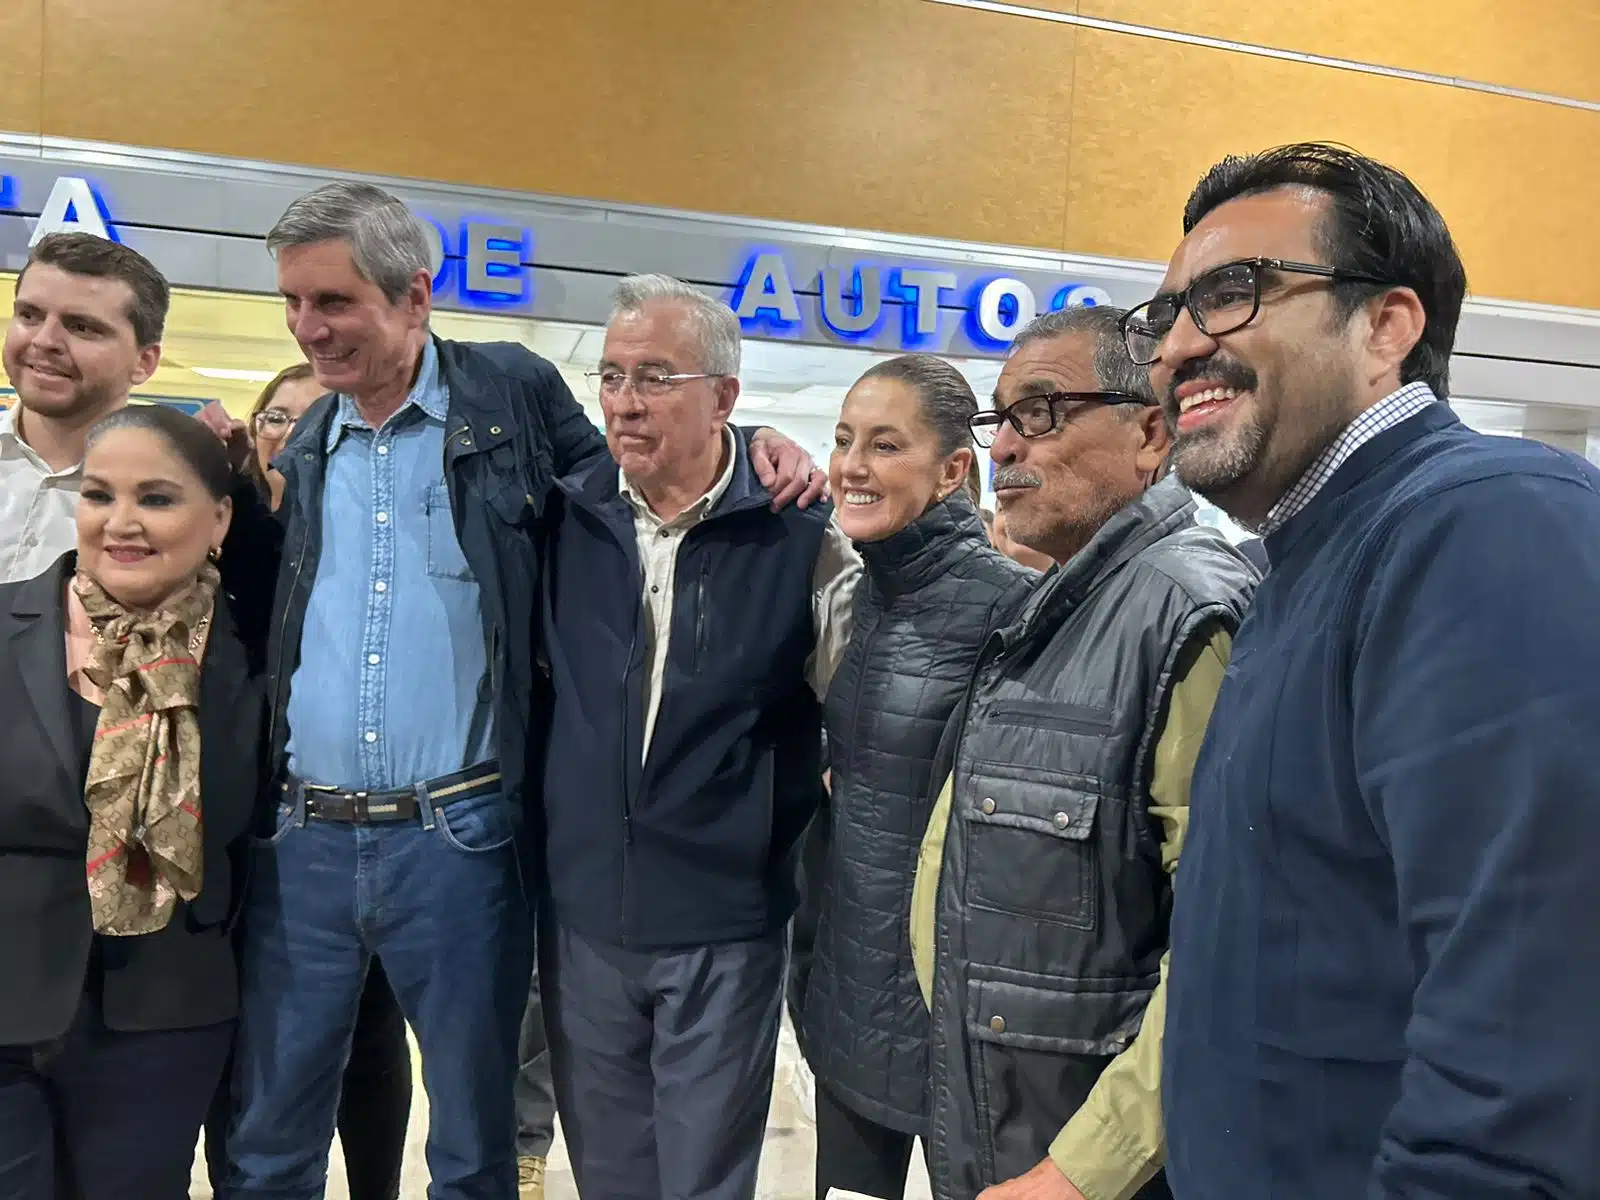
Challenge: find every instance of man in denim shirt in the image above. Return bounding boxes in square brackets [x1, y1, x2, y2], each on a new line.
[220, 183, 821, 1200]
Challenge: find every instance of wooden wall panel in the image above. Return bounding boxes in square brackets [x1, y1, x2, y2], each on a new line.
[34, 0, 1078, 251]
[1063, 28, 1600, 309]
[0, 1, 1592, 309]
[1069, 0, 1600, 102]
[0, 0, 43, 137]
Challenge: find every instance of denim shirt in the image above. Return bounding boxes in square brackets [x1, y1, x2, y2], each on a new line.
[284, 339, 494, 790]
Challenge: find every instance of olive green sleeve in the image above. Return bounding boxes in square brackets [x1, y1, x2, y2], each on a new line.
[1047, 622, 1233, 1200]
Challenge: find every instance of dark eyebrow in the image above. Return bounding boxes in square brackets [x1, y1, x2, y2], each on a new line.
[81, 473, 185, 491]
[15, 300, 115, 336]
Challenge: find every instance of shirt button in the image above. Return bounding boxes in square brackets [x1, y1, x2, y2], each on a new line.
[364, 731, 378, 744]
[650, 585, 659, 594]
[374, 580, 388, 593]
[368, 654, 381, 665]
[377, 445, 389, 456]
[1054, 811, 1071, 829]
[376, 511, 389, 523]
[980, 797, 996, 815]
[989, 1015, 1006, 1034]
[659, 529, 671, 538]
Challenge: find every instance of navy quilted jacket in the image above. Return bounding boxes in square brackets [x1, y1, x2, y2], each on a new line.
[799, 490, 1036, 1132]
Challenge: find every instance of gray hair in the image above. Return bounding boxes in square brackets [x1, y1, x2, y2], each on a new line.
[610, 274, 741, 376]
[267, 181, 432, 304]
[1010, 305, 1154, 404]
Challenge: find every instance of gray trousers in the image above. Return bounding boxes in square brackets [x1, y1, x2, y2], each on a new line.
[516, 933, 556, 1159]
[542, 922, 786, 1200]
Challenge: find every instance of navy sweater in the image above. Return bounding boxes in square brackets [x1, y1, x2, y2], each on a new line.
[1165, 404, 1600, 1198]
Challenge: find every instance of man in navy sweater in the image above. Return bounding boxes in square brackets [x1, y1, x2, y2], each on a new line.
[1124, 143, 1600, 1197]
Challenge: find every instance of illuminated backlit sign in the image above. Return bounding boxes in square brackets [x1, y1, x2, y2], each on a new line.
[731, 250, 1113, 352]
[0, 174, 121, 244]
[417, 218, 532, 307]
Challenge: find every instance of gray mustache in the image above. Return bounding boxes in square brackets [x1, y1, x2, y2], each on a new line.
[992, 469, 1042, 491]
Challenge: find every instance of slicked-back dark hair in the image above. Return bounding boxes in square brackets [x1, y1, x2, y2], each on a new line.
[86, 404, 234, 501]
[1183, 142, 1466, 398]
[857, 352, 978, 457]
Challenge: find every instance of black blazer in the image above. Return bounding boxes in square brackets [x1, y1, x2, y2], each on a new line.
[0, 554, 264, 1044]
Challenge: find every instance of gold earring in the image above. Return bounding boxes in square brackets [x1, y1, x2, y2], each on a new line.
[207, 546, 222, 563]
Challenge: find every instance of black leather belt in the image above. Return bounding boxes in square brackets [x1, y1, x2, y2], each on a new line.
[285, 761, 502, 824]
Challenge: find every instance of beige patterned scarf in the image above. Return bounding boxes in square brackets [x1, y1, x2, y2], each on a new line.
[76, 564, 218, 936]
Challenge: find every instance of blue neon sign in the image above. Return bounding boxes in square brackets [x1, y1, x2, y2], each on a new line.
[729, 250, 1111, 354]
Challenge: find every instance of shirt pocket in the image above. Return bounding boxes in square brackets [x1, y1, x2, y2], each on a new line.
[962, 758, 1100, 932]
[425, 483, 474, 582]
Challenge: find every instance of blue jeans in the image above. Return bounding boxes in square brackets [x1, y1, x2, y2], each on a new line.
[221, 785, 532, 1200]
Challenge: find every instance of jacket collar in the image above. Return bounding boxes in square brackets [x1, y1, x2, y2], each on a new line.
[858, 489, 989, 596]
[284, 335, 525, 471]
[1009, 474, 1198, 644]
[1266, 403, 1458, 563]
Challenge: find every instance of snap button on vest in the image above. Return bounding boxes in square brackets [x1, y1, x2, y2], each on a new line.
[981, 797, 996, 814]
[1054, 811, 1071, 829]
[989, 1015, 1006, 1034]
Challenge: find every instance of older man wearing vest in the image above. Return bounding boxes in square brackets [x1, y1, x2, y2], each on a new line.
[537, 274, 859, 1200]
[908, 306, 1258, 1200]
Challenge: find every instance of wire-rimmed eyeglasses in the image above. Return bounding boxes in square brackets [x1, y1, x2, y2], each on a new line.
[584, 368, 727, 398]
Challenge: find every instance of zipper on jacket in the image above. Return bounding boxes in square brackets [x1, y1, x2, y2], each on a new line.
[618, 587, 641, 947]
[265, 530, 309, 763]
[693, 561, 710, 671]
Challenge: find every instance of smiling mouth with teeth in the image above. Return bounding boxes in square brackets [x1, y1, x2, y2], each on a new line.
[843, 491, 882, 505]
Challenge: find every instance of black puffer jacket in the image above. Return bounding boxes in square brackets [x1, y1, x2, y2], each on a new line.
[799, 491, 1036, 1133]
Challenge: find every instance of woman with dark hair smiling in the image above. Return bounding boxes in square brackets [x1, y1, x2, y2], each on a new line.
[797, 353, 1037, 1199]
[0, 404, 264, 1198]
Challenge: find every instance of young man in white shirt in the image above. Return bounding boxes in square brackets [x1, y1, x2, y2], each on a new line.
[0, 232, 167, 583]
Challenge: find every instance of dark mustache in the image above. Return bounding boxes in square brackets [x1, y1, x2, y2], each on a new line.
[1165, 357, 1259, 409]
[992, 467, 1042, 490]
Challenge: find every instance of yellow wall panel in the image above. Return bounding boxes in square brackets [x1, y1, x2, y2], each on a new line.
[1063, 28, 1600, 309]
[34, 0, 1079, 252]
[1, 2, 1592, 310]
[1071, 0, 1600, 102]
[0, 0, 43, 137]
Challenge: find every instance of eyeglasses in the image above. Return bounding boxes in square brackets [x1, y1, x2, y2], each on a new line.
[1120, 257, 1391, 366]
[584, 368, 726, 398]
[968, 391, 1150, 447]
[252, 409, 297, 436]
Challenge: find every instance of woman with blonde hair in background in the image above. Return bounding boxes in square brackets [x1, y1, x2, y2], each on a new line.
[241, 363, 323, 509]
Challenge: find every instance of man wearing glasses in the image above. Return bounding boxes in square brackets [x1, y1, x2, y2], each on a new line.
[537, 274, 858, 1200]
[909, 306, 1257, 1200]
[1146, 144, 1600, 1198]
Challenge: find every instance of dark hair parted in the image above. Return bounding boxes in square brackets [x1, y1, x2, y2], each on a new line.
[1011, 305, 1155, 405]
[18, 233, 171, 347]
[857, 352, 979, 457]
[86, 404, 235, 501]
[1182, 142, 1466, 398]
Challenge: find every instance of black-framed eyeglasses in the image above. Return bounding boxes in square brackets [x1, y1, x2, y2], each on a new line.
[1120, 257, 1391, 366]
[584, 368, 726, 398]
[968, 391, 1150, 447]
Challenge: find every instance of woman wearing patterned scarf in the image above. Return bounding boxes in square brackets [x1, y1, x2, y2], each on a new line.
[0, 403, 265, 1199]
